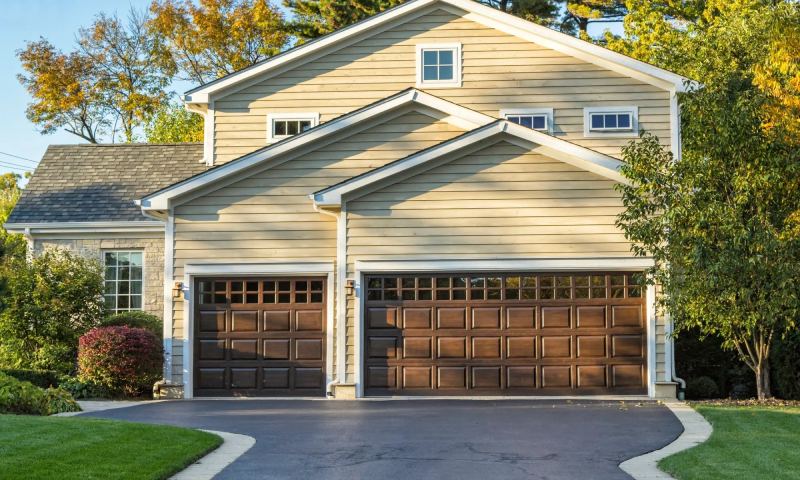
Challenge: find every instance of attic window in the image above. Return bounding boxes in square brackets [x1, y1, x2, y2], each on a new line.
[501, 108, 553, 133]
[416, 43, 461, 87]
[583, 106, 638, 137]
[267, 113, 320, 141]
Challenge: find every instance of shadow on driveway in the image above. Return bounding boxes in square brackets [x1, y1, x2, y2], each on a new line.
[84, 399, 682, 480]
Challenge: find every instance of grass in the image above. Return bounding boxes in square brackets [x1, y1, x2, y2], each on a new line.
[659, 404, 800, 480]
[0, 414, 222, 480]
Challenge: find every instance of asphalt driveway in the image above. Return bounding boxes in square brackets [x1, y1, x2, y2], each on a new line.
[84, 399, 682, 480]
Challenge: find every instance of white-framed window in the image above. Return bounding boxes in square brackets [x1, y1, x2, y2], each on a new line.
[103, 251, 144, 313]
[416, 43, 462, 88]
[267, 113, 320, 142]
[583, 106, 638, 137]
[500, 108, 554, 134]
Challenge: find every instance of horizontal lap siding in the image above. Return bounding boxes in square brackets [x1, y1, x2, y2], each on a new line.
[170, 110, 465, 382]
[213, 7, 671, 164]
[344, 139, 641, 381]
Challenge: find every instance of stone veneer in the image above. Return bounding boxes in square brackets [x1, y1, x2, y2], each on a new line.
[33, 237, 165, 319]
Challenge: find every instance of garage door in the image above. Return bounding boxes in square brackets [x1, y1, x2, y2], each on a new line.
[194, 277, 326, 397]
[364, 272, 647, 396]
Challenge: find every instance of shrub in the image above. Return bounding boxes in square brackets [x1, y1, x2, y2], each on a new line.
[101, 311, 162, 338]
[78, 326, 163, 397]
[772, 331, 800, 400]
[0, 249, 104, 374]
[58, 376, 109, 400]
[686, 376, 721, 399]
[0, 372, 80, 415]
[0, 369, 60, 389]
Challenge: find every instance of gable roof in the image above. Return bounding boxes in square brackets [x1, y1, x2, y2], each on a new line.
[6, 143, 206, 229]
[311, 119, 627, 207]
[139, 88, 494, 211]
[183, 0, 692, 104]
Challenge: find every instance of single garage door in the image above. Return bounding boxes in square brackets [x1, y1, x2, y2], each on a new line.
[364, 272, 647, 396]
[194, 277, 326, 397]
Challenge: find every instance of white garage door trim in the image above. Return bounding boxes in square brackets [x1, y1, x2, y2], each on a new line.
[353, 257, 657, 398]
[182, 261, 335, 399]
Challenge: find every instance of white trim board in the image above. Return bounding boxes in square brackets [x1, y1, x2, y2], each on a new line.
[182, 0, 691, 103]
[179, 261, 335, 399]
[312, 119, 628, 207]
[139, 89, 493, 212]
[5, 221, 164, 235]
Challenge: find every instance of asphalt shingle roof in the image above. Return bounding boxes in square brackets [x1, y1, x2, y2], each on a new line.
[7, 143, 207, 224]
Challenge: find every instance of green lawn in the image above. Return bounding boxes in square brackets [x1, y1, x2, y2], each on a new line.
[659, 404, 800, 480]
[0, 414, 222, 480]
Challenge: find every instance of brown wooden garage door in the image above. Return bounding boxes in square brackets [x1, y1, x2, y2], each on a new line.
[194, 277, 326, 397]
[364, 272, 647, 396]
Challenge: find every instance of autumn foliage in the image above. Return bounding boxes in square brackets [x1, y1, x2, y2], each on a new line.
[78, 326, 163, 397]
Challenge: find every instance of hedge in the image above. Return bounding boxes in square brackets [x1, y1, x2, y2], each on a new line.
[0, 373, 81, 415]
[0, 369, 60, 389]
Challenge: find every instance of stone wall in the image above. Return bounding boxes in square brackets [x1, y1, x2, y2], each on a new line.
[33, 237, 165, 319]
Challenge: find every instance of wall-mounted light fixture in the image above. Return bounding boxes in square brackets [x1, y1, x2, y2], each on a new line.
[345, 278, 355, 296]
[172, 281, 183, 298]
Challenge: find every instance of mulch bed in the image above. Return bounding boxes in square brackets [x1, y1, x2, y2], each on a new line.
[690, 398, 800, 407]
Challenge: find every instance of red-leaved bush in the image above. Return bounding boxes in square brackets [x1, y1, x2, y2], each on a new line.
[78, 326, 163, 397]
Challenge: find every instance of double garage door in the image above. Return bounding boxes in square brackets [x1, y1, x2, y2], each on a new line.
[364, 272, 647, 396]
[193, 271, 647, 397]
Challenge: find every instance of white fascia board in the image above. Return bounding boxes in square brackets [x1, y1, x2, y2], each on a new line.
[5, 221, 164, 235]
[312, 122, 503, 207]
[141, 89, 493, 211]
[312, 120, 628, 207]
[355, 257, 655, 272]
[183, 261, 334, 276]
[182, 0, 690, 104]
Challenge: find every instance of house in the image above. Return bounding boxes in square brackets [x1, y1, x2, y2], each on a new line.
[6, 0, 689, 399]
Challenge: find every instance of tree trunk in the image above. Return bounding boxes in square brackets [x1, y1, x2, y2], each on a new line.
[755, 362, 772, 400]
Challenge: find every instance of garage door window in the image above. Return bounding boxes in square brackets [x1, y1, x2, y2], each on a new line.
[366, 273, 644, 302]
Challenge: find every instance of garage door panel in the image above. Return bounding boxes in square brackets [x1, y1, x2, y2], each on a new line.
[194, 277, 326, 397]
[403, 308, 432, 329]
[402, 337, 432, 359]
[437, 367, 467, 388]
[199, 311, 226, 332]
[437, 308, 466, 329]
[507, 307, 535, 329]
[364, 272, 646, 396]
[472, 308, 501, 329]
[198, 340, 226, 360]
[472, 366, 502, 388]
[230, 339, 258, 360]
[541, 307, 571, 328]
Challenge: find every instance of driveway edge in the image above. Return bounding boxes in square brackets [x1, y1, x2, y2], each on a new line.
[170, 429, 256, 480]
[619, 401, 712, 480]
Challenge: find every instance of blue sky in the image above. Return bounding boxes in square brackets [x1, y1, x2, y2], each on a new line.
[0, 0, 153, 179]
[0, 1, 623, 181]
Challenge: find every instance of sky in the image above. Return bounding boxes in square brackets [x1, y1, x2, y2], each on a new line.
[0, 1, 624, 182]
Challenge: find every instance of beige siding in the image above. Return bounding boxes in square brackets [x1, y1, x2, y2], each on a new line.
[344, 138, 638, 380]
[213, 6, 671, 164]
[170, 109, 466, 381]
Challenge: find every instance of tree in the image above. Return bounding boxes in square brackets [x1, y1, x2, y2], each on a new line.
[480, 0, 560, 26]
[561, 0, 627, 37]
[0, 250, 105, 374]
[283, 0, 404, 41]
[77, 9, 170, 142]
[144, 101, 204, 143]
[149, 0, 290, 84]
[17, 40, 111, 143]
[610, 0, 800, 400]
[0, 173, 27, 262]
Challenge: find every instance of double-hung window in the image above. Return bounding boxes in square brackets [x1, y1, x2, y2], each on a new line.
[501, 108, 554, 133]
[104, 251, 143, 312]
[583, 106, 638, 137]
[267, 113, 319, 141]
[416, 43, 461, 87]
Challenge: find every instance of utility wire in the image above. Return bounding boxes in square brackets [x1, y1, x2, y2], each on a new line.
[0, 162, 31, 172]
[0, 151, 37, 165]
[0, 158, 34, 170]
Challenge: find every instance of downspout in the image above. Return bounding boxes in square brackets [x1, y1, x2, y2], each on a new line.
[667, 313, 686, 400]
[23, 227, 34, 262]
[314, 204, 346, 396]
